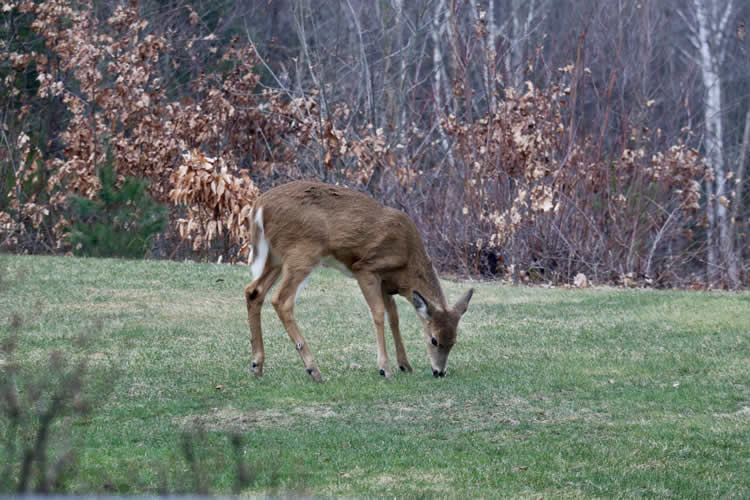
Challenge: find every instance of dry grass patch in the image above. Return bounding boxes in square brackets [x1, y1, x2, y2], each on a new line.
[714, 406, 750, 421]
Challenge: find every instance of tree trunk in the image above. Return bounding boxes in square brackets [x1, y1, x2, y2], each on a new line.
[431, 0, 452, 159]
[728, 109, 750, 287]
[693, 0, 733, 284]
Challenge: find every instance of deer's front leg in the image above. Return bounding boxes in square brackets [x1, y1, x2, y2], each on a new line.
[245, 265, 282, 377]
[383, 291, 412, 373]
[356, 272, 392, 377]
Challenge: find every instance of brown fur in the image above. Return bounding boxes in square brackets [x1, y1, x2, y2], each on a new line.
[244, 181, 473, 381]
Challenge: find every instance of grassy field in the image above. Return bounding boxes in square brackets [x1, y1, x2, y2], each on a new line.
[1, 254, 749, 497]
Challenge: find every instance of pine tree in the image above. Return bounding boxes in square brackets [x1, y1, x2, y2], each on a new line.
[68, 153, 166, 258]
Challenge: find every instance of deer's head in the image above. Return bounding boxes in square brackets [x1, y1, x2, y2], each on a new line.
[413, 288, 474, 377]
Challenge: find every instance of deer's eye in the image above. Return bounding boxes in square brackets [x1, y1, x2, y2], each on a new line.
[431, 337, 438, 346]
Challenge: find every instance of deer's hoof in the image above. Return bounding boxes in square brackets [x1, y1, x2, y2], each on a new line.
[306, 367, 322, 382]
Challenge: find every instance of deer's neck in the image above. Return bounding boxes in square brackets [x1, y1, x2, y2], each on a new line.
[406, 250, 446, 309]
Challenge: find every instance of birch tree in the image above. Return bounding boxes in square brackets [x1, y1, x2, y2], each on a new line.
[681, 0, 738, 285]
[431, 0, 453, 158]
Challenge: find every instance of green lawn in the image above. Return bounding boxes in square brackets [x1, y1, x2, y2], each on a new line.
[1, 254, 749, 497]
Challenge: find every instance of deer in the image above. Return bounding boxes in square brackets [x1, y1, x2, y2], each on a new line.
[244, 181, 474, 382]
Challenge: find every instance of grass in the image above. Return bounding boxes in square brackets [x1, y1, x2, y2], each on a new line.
[1, 253, 749, 497]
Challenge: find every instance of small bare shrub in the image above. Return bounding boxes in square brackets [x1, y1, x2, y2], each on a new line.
[1, 331, 88, 493]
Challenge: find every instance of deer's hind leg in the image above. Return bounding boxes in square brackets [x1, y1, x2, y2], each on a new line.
[245, 264, 282, 377]
[271, 256, 323, 382]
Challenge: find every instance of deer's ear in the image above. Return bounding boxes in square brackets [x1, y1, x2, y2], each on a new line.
[454, 288, 474, 316]
[412, 291, 434, 320]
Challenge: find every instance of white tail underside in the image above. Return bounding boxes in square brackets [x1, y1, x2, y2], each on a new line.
[250, 207, 269, 280]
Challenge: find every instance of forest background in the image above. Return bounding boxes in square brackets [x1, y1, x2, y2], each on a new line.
[1, 0, 749, 288]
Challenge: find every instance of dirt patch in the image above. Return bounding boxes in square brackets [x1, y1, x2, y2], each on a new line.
[176, 394, 601, 436]
[176, 404, 338, 431]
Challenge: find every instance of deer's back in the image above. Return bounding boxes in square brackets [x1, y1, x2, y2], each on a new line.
[256, 181, 416, 266]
